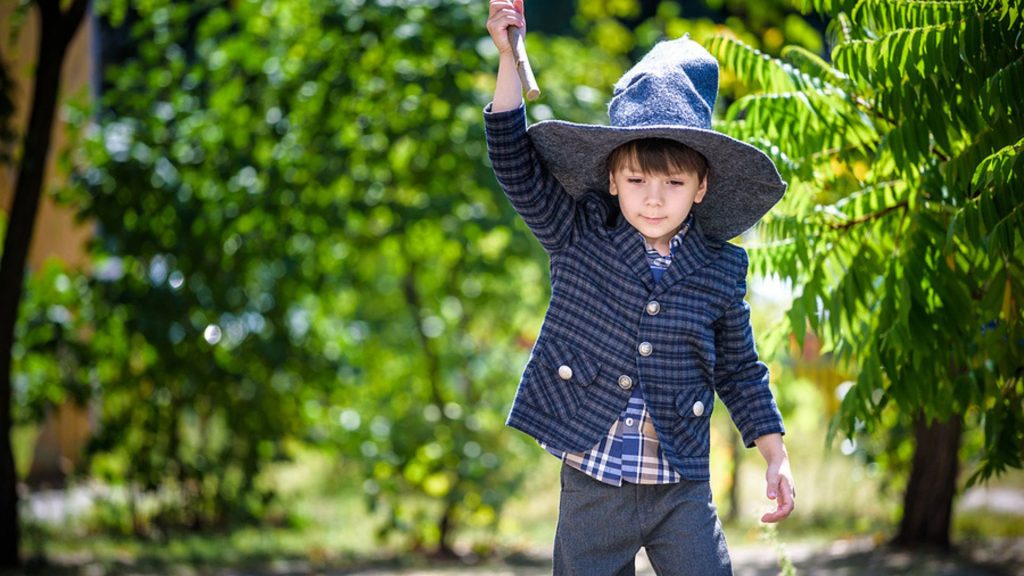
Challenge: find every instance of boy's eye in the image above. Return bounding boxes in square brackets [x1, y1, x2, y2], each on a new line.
[627, 178, 644, 184]
[669, 180, 685, 186]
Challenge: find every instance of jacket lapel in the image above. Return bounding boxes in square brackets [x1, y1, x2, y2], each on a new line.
[655, 219, 716, 294]
[610, 217, 655, 293]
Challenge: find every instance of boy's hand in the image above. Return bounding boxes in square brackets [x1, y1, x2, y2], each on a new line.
[760, 455, 795, 523]
[487, 0, 526, 56]
[754, 433, 796, 523]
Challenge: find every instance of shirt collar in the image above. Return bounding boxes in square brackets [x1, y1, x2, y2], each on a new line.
[640, 215, 693, 262]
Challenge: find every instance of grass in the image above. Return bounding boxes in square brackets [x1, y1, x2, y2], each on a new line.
[20, 449, 395, 570]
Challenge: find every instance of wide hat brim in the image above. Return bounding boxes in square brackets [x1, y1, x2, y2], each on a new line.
[527, 121, 787, 241]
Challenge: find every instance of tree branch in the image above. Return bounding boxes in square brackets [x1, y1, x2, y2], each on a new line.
[827, 200, 909, 232]
[36, 0, 59, 22]
[401, 261, 447, 411]
[61, 0, 91, 42]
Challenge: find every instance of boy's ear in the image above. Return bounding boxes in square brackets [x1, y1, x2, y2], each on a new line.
[694, 176, 708, 203]
[608, 172, 618, 195]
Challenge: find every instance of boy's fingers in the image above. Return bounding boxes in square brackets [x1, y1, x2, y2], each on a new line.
[489, 0, 517, 14]
[487, 3, 524, 27]
[489, 0, 525, 30]
[765, 469, 780, 500]
[760, 497, 794, 523]
[760, 475, 796, 523]
[486, 1, 525, 51]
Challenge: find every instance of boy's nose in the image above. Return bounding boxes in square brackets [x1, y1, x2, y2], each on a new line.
[645, 187, 665, 205]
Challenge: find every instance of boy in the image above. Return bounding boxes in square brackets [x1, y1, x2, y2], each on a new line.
[484, 2, 795, 574]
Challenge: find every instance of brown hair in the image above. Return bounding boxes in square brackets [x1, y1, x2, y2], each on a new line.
[606, 138, 709, 182]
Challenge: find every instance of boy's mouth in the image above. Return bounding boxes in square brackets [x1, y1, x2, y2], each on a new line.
[641, 216, 666, 224]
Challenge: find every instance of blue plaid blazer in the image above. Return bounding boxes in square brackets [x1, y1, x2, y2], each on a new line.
[485, 104, 785, 481]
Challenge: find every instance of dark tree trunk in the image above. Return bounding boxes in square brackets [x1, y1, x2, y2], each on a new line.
[0, 0, 89, 568]
[436, 499, 466, 559]
[893, 414, 962, 550]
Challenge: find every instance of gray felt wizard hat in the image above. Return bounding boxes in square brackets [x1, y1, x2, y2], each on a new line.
[527, 35, 786, 241]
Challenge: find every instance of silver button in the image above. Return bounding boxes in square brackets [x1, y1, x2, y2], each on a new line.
[692, 401, 705, 417]
[558, 365, 573, 380]
[618, 375, 633, 390]
[625, 418, 635, 427]
[646, 301, 661, 315]
[638, 342, 653, 356]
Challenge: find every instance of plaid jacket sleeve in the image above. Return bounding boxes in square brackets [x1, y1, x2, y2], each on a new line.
[714, 247, 786, 448]
[484, 104, 579, 253]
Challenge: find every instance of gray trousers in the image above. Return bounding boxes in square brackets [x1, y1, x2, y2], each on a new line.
[553, 464, 732, 576]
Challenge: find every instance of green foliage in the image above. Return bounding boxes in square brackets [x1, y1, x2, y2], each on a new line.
[306, 2, 624, 552]
[55, 0, 626, 551]
[10, 260, 94, 423]
[710, 0, 1024, 483]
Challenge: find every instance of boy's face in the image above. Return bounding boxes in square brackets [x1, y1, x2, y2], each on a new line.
[609, 165, 707, 255]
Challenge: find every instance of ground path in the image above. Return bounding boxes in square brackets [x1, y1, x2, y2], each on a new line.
[19, 485, 1024, 576]
[40, 539, 1007, 576]
[210, 539, 1024, 576]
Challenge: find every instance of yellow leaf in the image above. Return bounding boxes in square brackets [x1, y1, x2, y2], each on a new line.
[830, 157, 846, 176]
[853, 161, 870, 181]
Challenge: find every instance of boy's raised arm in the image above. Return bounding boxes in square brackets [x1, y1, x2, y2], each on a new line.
[483, 0, 580, 254]
[487, 0, 525, 112]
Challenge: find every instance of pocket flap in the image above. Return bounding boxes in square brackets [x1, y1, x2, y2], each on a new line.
[675, 387, 714, 418]
[534, 339, 600, 387]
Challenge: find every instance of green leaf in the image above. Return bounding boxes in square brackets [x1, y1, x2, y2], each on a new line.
[788, 295, 808, 349]
[791, 0, 859, 17]
[854, 0, 974, 33]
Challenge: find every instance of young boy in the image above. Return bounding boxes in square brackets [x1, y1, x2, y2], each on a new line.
[484, 2, 795, 574]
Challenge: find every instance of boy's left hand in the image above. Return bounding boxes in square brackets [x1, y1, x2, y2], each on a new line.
[754, 433, 795, 523]
[760, 455, 795, 523]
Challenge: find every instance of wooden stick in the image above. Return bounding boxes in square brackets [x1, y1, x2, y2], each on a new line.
[507, 26, 540, 101]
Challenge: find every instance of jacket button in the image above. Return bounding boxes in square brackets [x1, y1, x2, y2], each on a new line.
[558, 365, 573, 380]
[646, 301, 661, 315]
[692, 401, 705, 416]
[638, 342, 653, 357]
[618, 375, 633, 390]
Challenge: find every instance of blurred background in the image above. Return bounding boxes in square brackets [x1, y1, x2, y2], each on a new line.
[0, 0, 1022, 574]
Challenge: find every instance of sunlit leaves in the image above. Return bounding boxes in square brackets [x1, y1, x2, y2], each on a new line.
[833, 18, 975, 88]
[707, 36, 803, 93]
[852, 0, 976, 32]
[788, 0, 858, 17]
[716, 0, 1024, 479]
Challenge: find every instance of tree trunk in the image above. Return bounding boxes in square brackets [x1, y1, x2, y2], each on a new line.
[0, 0, 89, 567]
[437, 499, 458, 559]
[725, 425, 741, 523]
[893, 414, 962, 550]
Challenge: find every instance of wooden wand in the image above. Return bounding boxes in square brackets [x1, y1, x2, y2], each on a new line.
[507, 25, 540, 101]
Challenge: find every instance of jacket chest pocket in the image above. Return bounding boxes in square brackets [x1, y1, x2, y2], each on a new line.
[521, 339, 601, 420]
